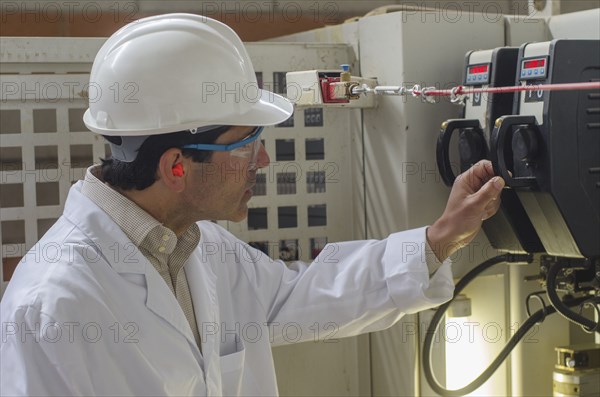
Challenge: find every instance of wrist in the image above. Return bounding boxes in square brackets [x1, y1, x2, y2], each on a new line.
[426, 217, 456, 262]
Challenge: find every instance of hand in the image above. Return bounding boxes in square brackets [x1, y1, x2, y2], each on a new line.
[427, 160, 504, 262]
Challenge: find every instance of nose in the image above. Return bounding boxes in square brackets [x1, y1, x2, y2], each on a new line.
[255, 142, 270, 169]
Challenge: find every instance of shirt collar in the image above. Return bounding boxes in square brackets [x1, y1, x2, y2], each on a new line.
[81, 166, 161, 246]
[81, 165, 201, 270]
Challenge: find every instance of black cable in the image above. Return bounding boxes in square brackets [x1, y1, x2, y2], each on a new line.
[545, 260, 600, 333]
[525, 291, 548, 322]
[579, 299, 600, 334]
[424, 295, 591, 396]
[421, 253, 600, 396]
[422, 254, 599, 396]
[423, 253, 528, 396]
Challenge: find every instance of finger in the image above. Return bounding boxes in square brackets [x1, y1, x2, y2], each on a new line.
[470, 176, 505, 209]
[472, 160, 495, 183]
[460, 160, 495, 189]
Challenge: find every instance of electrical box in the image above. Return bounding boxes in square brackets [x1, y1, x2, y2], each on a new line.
[286, 69, 377, 108]
[490, 39, 600, 259]
[437, 47, 544, 254]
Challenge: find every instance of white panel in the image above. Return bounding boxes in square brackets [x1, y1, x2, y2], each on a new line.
[504, 16, 550, 46]
[357, 11, 505, 397]
[548, 8, 600, 39]
[370, 314, 420, 396]
[0, 37, 100, 62]
[134, 0, 406, 15]
[264, 29, 371, 396]
[238, 42, 367, 397]
[268, 20, 361, 61]
[0, 37, 107, 296]
[266, 22, 366, 245]
[442, 273, 509, 396]
[359, 10, 505, 277]
[509, 262, 570, 396]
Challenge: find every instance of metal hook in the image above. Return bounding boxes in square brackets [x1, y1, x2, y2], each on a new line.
[420, 86, 438, 104]
[411, 84, 421, 98]
[450, 85, 467, 105]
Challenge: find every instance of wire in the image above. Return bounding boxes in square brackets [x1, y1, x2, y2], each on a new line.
[525, 291, 549, 322]
[352, 81, 600, 103]
[413, 82, 600, 98]
[422, 253, 593, 396]
[422, 253, 527, 396]
[545, 261, 600, 333]
[578, 298, 600, 334]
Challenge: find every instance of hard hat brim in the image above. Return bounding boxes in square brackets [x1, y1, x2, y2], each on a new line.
[234, 90, 295, 127]
[83, 90, 294, 136]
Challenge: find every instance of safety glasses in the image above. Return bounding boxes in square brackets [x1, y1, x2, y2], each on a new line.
[182, 126, 264, 168]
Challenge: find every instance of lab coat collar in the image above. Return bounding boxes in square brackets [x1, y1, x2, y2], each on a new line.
[63, 181, 147, 275]
[62, 182, 202, 359]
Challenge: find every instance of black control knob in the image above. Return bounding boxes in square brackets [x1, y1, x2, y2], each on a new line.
[459, 129, 487, 167]
[437, 119, 484, 186]
[491, 115, 539, 188]
[512, 127, 538, 164]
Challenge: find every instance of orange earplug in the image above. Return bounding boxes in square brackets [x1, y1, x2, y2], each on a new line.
[172, 163, 184, 177]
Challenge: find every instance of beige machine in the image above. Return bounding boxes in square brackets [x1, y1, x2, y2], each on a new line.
[279, 5, 600, 397]
[554, 344, 600, 396]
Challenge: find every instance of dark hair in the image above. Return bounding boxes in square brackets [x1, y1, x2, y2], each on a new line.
[101, 126, 230, 190]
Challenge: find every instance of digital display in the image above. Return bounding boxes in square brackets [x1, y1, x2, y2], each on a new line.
[469, 65, 489, 74]
[524, 59, 546, 69]
[520, 56, 548, 80]
[465, 63, 491, 85]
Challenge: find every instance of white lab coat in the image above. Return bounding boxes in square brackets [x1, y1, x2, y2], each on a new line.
[0, 181, 454, 396]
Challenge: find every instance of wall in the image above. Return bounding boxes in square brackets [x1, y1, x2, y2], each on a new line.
[1, 0, 542, 40]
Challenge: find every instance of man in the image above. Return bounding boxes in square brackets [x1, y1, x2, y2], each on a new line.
[0, 14, 504, 396]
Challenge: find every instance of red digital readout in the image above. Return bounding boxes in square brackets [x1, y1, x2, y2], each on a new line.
[469, 64, 489, 74]
[524, 59, 546, 69]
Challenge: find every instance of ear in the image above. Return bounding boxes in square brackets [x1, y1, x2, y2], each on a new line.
[158, 148, 187, 193]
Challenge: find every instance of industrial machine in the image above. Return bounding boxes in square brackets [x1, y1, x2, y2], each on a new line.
[287, 35, 600, 396]
[436, 47, 545, 254]
[488, 38, 600, 344]
[426, 39, 600, 396]
[491, 39, 600, 260]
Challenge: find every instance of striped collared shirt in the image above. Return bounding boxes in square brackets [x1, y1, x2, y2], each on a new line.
[81, 166, 202, 349]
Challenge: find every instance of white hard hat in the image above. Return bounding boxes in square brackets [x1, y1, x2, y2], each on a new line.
[83, 13, 293, 136]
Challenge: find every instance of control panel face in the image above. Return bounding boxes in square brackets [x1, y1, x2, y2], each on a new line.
[465, 63, 491, 85]
[518, 42, 551, 124]
[519, 57, 548, 80]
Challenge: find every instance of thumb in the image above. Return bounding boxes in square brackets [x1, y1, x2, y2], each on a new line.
[470, 176, 504, 208]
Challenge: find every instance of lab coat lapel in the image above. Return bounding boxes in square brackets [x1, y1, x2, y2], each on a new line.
[185, 246, 223, 395]
[63, 183, 202, 359]
[143, 261, 202, 358]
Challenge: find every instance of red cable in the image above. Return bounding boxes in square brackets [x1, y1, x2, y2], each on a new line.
[416, 81, 600, 98]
